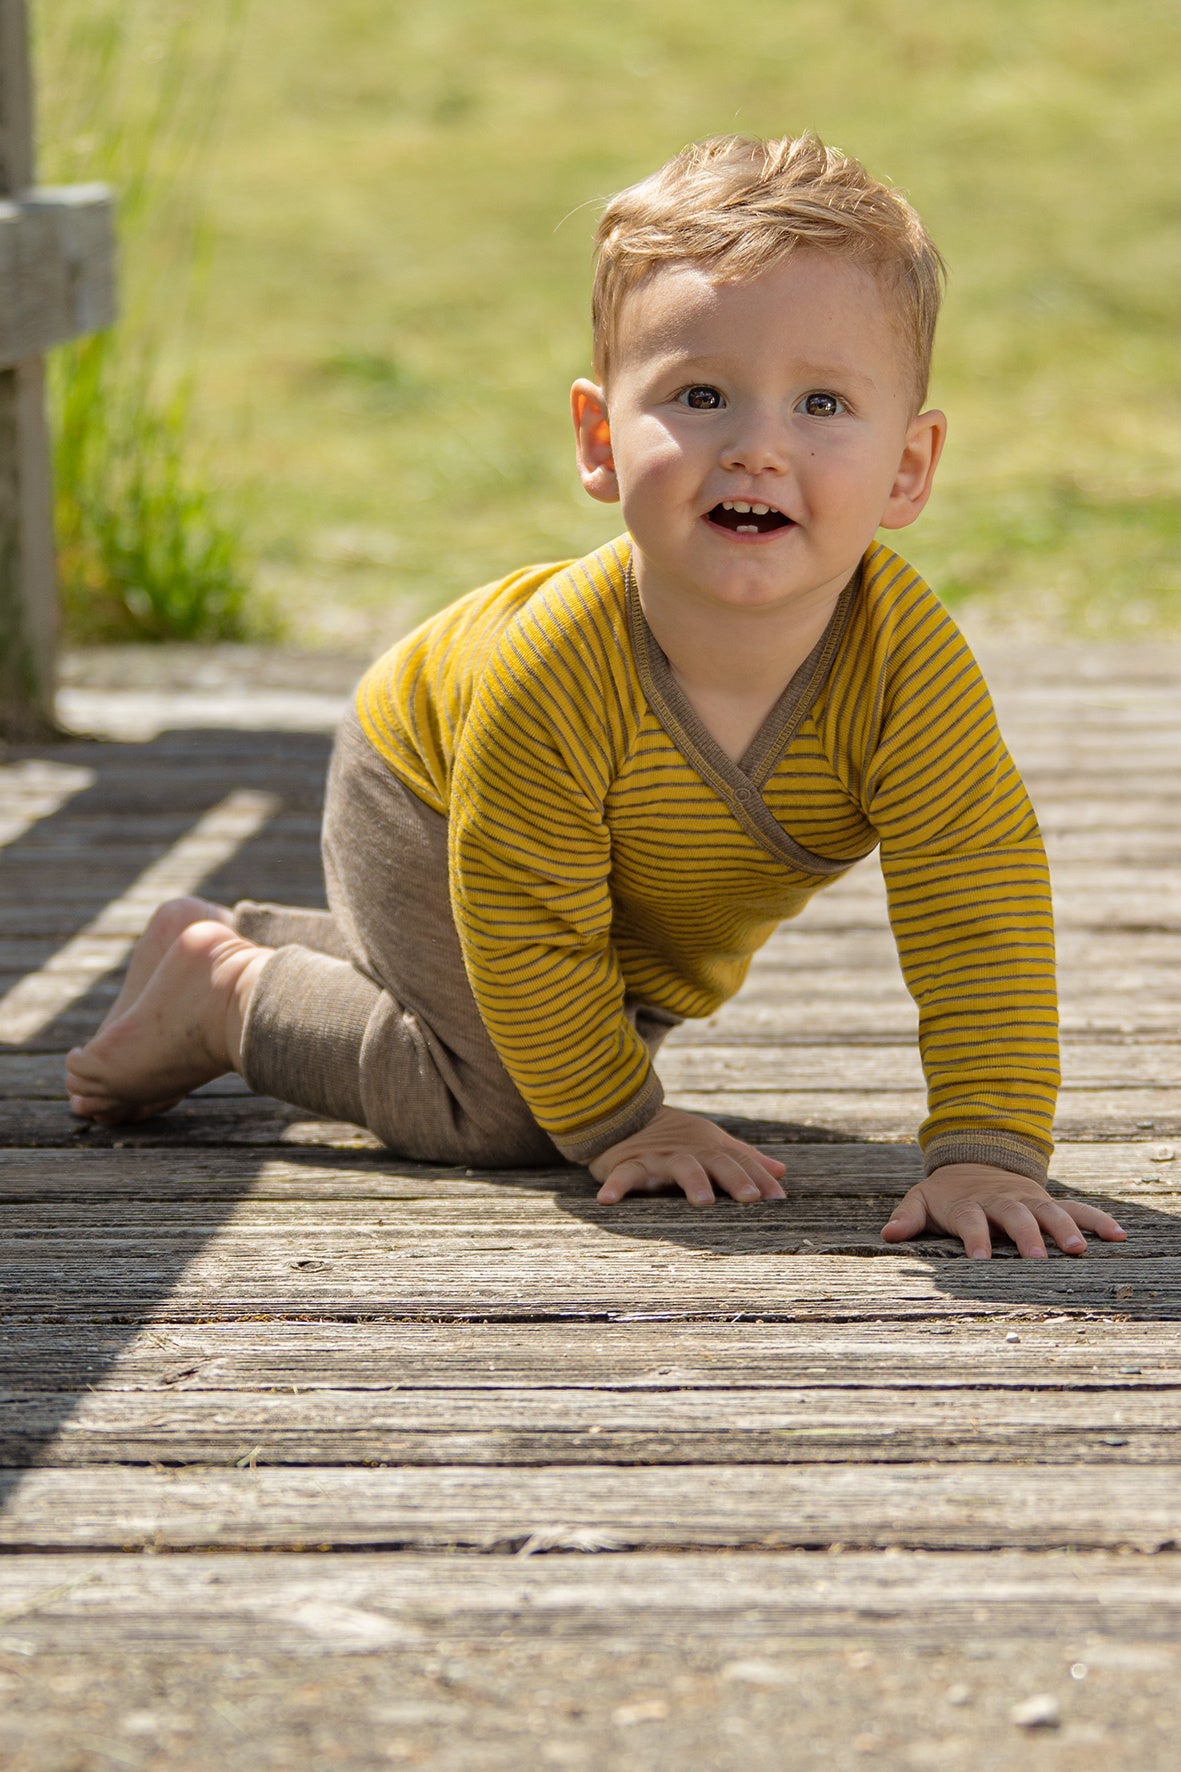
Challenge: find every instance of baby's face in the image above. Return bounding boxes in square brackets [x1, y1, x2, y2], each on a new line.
[574, 251, 944, 621]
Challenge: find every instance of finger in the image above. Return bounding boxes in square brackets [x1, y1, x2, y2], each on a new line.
[667, 1156, 718, 1208]
[1060, 1198, 1127, 1243]
[987, 1200, 1047, 1259]
[715, 1154, 786, 1201]
[945, 1201, 993, 1259]
[880, 1186, 930, 1244]
[715, 1132, 786, 1179]
[707, 1155, 772, 1204]
[595, 1159, 670, 1204]
[750, 1166, 787, 1201]
[1029, 1200, 1090, 1257]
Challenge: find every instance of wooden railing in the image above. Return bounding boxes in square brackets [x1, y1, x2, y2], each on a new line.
[0, 0, 116, 739]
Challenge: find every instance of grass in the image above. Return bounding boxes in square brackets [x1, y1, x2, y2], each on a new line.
[36, 0, 253, 643]
[35, 0, 1181, 649]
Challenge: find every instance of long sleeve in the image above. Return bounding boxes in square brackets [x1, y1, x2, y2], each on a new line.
[447, 585, 663, 1163]
[863, 596, 1059, 1180]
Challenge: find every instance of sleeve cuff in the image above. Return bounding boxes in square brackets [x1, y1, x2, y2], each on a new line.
[922, 1131, 1050, 1186]
[549, 1067, 666, 1164]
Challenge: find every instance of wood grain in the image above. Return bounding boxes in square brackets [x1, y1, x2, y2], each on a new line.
[1, 646, 1180, 1769]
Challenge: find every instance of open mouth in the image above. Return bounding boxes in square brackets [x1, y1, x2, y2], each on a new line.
[707, 500, 793, 536]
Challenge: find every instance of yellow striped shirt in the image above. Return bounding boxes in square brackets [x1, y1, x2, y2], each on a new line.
[357, 537, 1058, 1175]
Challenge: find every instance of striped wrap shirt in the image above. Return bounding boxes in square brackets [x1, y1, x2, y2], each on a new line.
[356, 536, 1059, 1178]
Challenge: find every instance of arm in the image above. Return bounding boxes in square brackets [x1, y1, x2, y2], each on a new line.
[868, 624, 1060, 1179]
[862, 611, 1123, 1253]
[449, 606, 779, 1199]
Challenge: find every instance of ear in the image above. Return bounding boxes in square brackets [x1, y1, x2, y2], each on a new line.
[571, 378, 620, 504]
[878, 408, 947, 531]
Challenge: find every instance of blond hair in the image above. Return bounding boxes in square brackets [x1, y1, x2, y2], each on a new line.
[592, 133, 945, 407]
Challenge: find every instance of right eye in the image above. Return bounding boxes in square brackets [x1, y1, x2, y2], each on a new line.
[677, 385, 725, 410]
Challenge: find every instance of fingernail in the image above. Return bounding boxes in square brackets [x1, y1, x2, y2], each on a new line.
[1066, 1236, 1086, 1252]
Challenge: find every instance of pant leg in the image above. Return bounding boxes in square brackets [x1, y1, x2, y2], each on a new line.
[232, 902, 350, 959]
[237, 703, 559, 1166]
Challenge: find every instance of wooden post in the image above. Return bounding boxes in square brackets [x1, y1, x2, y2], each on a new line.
[0, 0, 115, 740]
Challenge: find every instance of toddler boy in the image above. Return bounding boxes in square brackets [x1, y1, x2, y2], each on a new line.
[67, 133, 1124, 1259]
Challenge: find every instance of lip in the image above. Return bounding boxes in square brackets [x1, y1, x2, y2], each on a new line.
[702, 508, 798, 543]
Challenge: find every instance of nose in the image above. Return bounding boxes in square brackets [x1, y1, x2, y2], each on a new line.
[719, 402, 791, 476]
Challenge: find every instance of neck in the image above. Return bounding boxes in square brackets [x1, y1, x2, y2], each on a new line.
[634, 565, 847, 699]
[629, 559, 852, 764]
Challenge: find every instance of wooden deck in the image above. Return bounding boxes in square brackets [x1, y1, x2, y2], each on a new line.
[1, 638, 1179, 1771]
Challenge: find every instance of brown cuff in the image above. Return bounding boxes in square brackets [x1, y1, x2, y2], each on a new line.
[550, 1067, 666, 1165]
[238, 944, 376, 1128]
[922, 1132, 1050, 1187]
[232, 899, 351, 960]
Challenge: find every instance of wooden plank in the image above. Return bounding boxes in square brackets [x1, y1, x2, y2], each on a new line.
[0, 790, 280, 1043]
[663, 1044, 1181, 1088]
[2, 1086, 1179, 1142]
[669, 1090, 1181, 1139]
[0, 1560, 1176, 1772]
[6, 1316, 1178, 1392]
[3, 1244, 1179, 1324]
[1, 1139, 1175, 1195]
[0, 186, 116, 368]
[3, 1461, 1178, 1550]
[9, 1318, 1177, 1396]
[2, 1548, 1180, 1650]
[5, 1381, 1176, 1468]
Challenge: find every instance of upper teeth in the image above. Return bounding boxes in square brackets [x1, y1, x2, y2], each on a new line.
[722, 501, 774, 515]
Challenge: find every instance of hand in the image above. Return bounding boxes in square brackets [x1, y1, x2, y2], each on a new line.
[881, 1162, 1127, 1259]
[590, 1106, 787, 1207]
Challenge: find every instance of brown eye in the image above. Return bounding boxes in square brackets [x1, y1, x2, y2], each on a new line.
[681, 385, 724, 410]
[802, 391, 842, 417]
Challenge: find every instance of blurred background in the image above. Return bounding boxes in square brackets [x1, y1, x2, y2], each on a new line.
[34, 0, 1181, 654]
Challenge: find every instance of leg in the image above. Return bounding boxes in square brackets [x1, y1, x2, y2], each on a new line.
[66, 921, 269, 1125]
[237, 707, 559, 1166]
[73, 886, 349, 1120]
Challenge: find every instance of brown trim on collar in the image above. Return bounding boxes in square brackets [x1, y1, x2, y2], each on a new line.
[625, 554, 860, 876]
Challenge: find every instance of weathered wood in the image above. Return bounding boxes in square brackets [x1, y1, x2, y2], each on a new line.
[4, 1246, 1179, 1326]
[0, 0, 116, 737]
[2, 1086, 1179, 1144]
[1, 1138, 1175, 1195]
[3, 1462, 1179, 1551]
[4, 1381, 1176, 1468]
[0, 1561, 1176, 1772]
[6, 1315, 1178, 1392]
[1, 651, 1179, 1772]
[0, 185, 116, 368]
[2, 1548, 1180, 1649]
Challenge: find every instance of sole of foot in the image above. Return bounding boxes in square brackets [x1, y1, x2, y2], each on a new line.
[67, 920, 269, 1126]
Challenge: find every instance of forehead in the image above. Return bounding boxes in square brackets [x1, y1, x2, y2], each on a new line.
[612, 252, 913, 388]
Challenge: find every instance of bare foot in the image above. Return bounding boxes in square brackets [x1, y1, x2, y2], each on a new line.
[99, 896, 236, 1034]
[66, 921, 270, 1126]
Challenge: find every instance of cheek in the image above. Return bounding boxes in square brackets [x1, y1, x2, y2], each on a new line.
[616, 423, 691, 493]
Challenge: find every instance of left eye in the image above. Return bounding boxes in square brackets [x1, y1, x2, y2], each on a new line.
[678, 385, 724, 410]
[800, 391, 843, 417]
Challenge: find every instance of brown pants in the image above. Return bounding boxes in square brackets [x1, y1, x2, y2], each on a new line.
[235, 703, 674, 1166]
